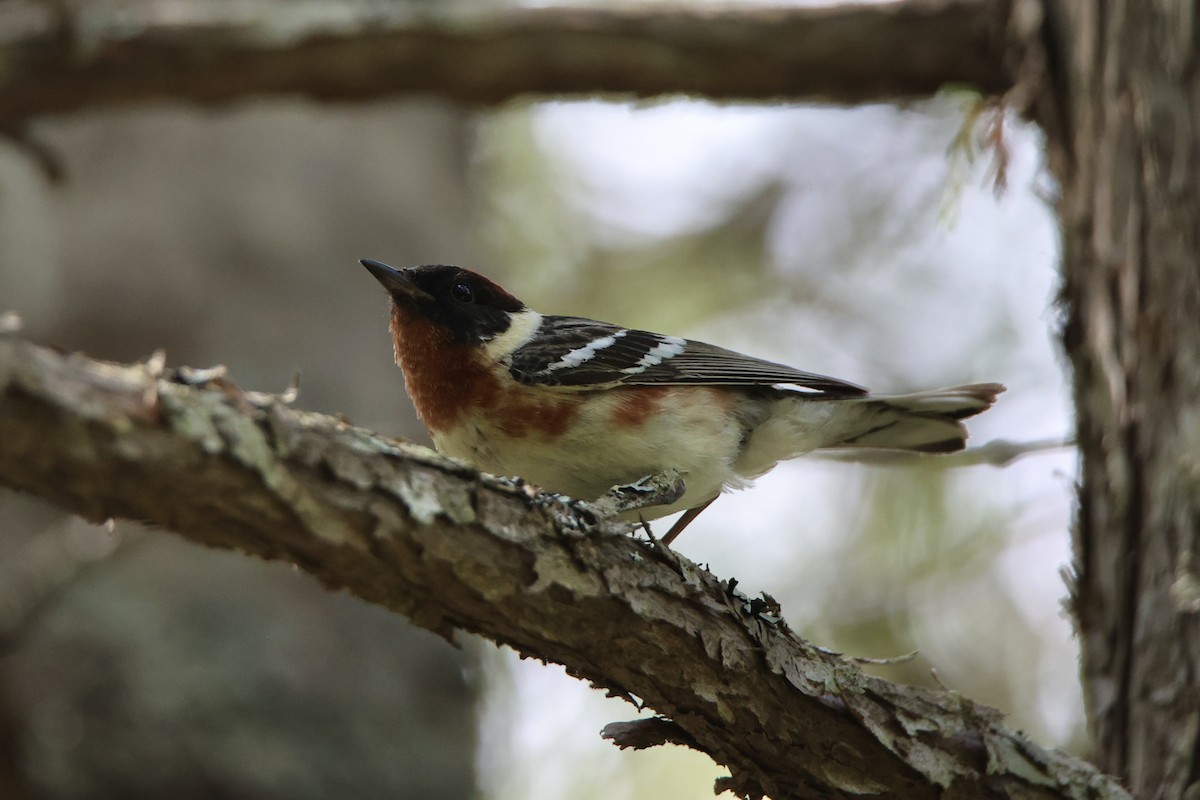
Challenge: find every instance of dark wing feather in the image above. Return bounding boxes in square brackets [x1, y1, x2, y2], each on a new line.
[508, 316, 867, 396]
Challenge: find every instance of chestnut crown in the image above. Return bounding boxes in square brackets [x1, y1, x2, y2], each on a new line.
[362, 260, 526, 344]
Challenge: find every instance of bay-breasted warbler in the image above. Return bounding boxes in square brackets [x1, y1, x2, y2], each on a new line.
[363, 259, 1003, 544]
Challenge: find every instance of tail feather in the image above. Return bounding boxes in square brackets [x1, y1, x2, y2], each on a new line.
[832, 383, 1005, 453]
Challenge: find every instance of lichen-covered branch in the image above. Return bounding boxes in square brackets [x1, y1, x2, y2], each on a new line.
[0, 0, 1013, 120]
[0, 335, 1124, 800]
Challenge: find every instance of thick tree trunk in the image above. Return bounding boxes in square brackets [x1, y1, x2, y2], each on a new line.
[1048, 3, 1200, 797]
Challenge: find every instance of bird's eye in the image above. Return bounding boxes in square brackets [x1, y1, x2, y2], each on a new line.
[450, 282, 474, 304]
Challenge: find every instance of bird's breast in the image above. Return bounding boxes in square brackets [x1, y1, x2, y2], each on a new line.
[391, 304, 586, 439]
[391, 306, 499, 433]
[434, 384, 747, 516]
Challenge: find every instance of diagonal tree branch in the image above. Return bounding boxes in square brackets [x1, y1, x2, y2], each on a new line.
[0, 334, 1127, 799]
[0, 0, 1014, 120]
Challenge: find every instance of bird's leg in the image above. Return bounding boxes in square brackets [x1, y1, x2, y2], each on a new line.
[661, 498, 716, 546]
[587, 469, 687, 520]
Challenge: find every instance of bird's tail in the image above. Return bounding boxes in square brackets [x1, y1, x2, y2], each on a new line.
[830, 383, 1005, 453]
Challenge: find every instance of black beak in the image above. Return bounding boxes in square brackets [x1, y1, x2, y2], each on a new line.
[361, 259, 433, 301]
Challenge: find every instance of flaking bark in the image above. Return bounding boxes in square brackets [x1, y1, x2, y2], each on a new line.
[0, 336, 1128, 800]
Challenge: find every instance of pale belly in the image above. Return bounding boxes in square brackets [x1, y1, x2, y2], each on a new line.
[431, 386, 748, 519]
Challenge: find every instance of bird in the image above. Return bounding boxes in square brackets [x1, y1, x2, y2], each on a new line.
[362, 259, 1004, 545]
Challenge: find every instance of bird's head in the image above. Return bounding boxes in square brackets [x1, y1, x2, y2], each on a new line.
[361, 259, 527, 345]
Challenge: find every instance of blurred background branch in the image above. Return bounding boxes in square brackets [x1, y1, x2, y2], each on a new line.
[817, 437, 1072, 467]
[0, 0, 1013, 120]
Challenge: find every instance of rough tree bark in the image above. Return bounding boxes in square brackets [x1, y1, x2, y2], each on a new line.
[0, 335, 1131, 800]
[1040, 3, 1200, 798]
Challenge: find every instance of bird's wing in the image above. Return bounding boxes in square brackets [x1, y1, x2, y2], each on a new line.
[508, 316, 867, 396]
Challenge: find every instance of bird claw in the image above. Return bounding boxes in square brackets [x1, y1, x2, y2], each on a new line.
[588, 470, 686, 519]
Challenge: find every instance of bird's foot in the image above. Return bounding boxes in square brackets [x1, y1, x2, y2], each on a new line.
[588, 470, 687, 520]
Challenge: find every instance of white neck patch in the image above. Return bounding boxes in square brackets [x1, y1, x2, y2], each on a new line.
[483, 309, 543, 362]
